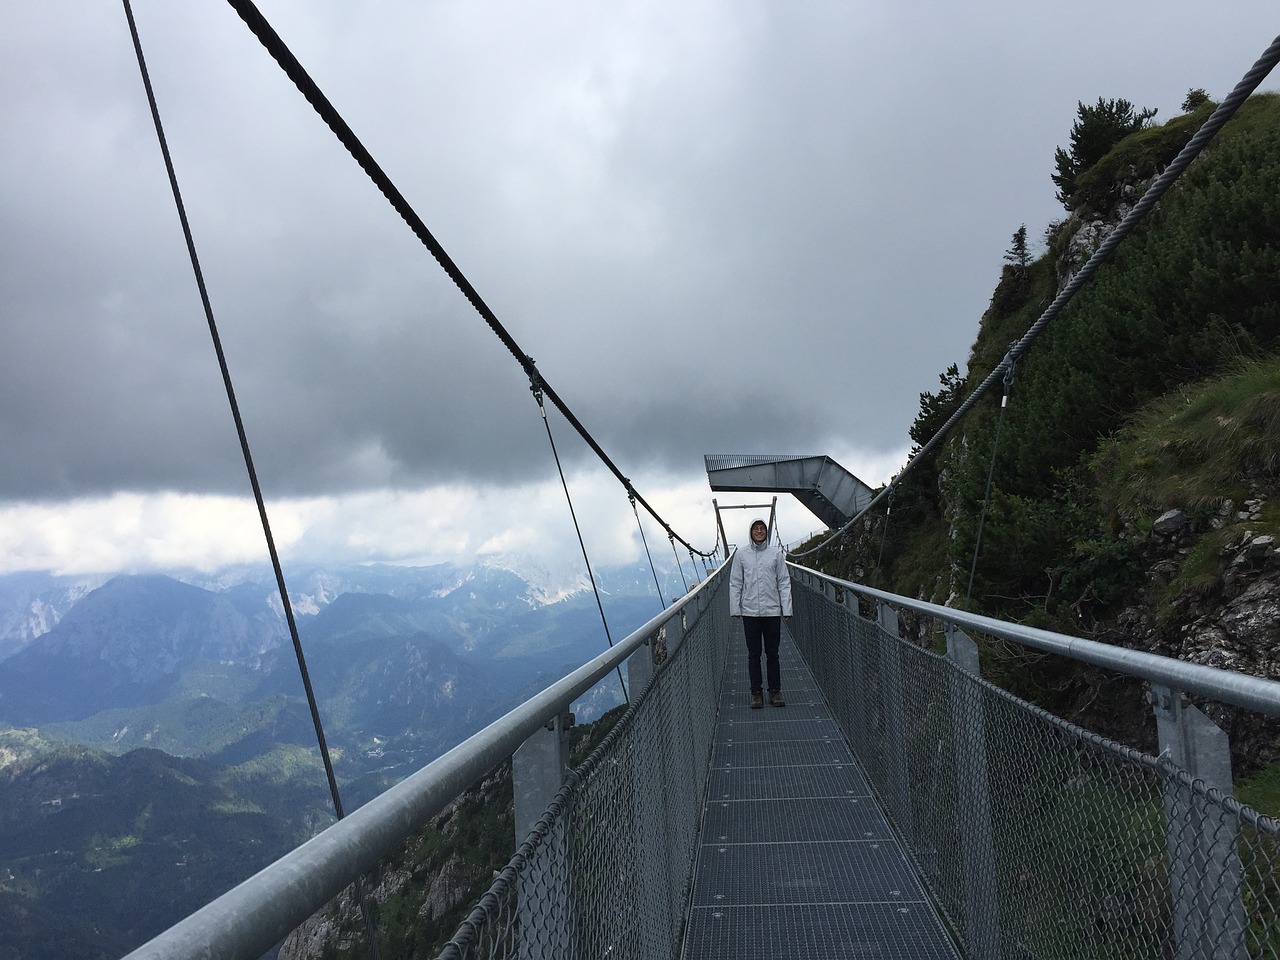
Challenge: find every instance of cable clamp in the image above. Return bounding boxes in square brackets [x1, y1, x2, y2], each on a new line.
[526, 360, 544, 394]
[526, 364, 547, 414]
[1001, 346, 1018, 392]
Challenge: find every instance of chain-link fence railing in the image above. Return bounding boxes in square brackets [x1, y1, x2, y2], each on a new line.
[790, 567, 1280, 960]
[122, 564, 730, 960]
[435, 568, 731, 960]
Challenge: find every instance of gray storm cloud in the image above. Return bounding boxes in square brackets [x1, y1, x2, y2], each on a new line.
[3, 1, 1277, 503]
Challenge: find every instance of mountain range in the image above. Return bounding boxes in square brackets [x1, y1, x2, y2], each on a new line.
[0, 558, 681, 957]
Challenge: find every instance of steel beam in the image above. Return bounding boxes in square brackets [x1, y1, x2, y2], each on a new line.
[704, 454, 874, 529]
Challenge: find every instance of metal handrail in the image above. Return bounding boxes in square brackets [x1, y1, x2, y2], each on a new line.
[790, 563, 1280, 717]
[122, 560, 730, 960]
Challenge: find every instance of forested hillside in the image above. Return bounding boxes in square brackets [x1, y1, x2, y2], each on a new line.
[0, 729, 317, 960]
[806, 92, 1280, 786]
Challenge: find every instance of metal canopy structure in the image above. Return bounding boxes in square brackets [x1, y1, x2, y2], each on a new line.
[704, 454, 875, 530]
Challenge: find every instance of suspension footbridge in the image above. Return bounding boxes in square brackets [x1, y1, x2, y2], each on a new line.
[123, 560, 1280, 959]
[95, 5, 1280, 957]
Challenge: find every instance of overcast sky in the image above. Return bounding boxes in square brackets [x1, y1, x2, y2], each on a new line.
[2, 2, 1277, 580]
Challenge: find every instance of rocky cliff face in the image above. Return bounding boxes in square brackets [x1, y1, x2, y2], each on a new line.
[1055, 166, 1153, 286]
[1102, 489, 1280, 775]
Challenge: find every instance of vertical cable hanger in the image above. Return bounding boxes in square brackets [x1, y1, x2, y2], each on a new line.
[632, 492, 668, 609]
[874, 486, 895, 586]
[670, 535, 689, 595]
[966, 354, 1017, 602]
[122, 0, 342, 824]
[120, 3, 381, 955]
[530, 374, 628, 703]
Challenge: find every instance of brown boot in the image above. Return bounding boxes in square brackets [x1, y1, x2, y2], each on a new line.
[770, 690, 785, 707]
[750, 692, 764, 709]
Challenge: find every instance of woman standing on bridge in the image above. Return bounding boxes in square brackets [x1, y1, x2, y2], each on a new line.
[730, 518, 792, 708]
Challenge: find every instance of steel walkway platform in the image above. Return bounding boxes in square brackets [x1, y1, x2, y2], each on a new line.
[681, 624, 961, 960]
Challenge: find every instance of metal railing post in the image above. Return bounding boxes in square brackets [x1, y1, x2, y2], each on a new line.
[514, 710, 575, 959]
[945, 625, 1001, 960]
[631, 663, 666, 959]
[876, 601, 913, 841]
[843, 590, 869, 753]
[1150, 685, 1247, 960]
[628, 634, 655, 698]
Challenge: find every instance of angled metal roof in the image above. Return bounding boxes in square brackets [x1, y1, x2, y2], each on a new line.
[704, 454, 875, 530]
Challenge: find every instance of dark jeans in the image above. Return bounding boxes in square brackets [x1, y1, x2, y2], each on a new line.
[743, 615, 781, 693]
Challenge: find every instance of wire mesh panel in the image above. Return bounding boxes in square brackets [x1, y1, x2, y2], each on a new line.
[790, 576, 1280, 960]
[437, 574, 731, 960]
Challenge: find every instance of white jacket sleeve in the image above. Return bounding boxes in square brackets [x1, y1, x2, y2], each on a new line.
[776, 549, 792, 616]
[729, 551, 743, 615]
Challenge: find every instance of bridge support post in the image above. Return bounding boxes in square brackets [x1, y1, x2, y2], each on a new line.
[513, 710, 575, 959]
[945, 626, 1001, 960]
[876, 602, 913, 843]
[841, 590, 869, 751]
[628, 634, 656, 698]
[1150, 685, 1247, 960]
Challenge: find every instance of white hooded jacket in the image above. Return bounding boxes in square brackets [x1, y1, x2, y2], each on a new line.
[730, 538, 792, 617]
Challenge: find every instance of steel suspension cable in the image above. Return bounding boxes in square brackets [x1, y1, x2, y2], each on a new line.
[793, 33, 1280, 560]
[873, 486, 894, 584]
[122, 5, 383, 954]
[966, 363, 1015, 601]
[632, 496, 667, 609]
[122, 0, 343, 820]
[670, 535, 689, 594]
[531, 383, 629, 703]
[222, 0, 713, 561]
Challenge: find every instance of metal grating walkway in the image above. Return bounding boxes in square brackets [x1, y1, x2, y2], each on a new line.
[681, 624, 961, 960]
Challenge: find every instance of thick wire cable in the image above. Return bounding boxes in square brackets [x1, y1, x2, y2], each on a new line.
[122, 0, 343, 819]
[965, 366, 1015, 601]
[793, 33, 1280, 560]
[873, 486, 894, 584]
[632, 496, 668, 609]
[670, 536, 689, 594]
[222, 0, 713, 561]
[532, 385, 629, 703]
[121, 4, 382, 955]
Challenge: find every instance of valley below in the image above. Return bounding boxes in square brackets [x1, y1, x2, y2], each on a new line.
[0, 560, 679, 958]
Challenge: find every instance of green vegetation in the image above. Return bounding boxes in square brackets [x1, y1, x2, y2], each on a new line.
[1238, 760, 1280, 819]
[803, 91, 1280, 768]
[947, 93, 1278, 627]
[0, 740, 314, 960]
[1069, 99, 1211, 215]
[1053, 97, 1158, 208]
[1094, 362, 1280, 514]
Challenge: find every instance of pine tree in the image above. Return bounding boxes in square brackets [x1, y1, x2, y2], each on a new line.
[1005, 225, 1030, 277]
[1052, 98, 1157, 208]
[1181, 88, 1210, 112]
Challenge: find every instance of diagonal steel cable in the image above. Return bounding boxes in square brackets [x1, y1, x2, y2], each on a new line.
[121, 5, 384, 954]
[532, 382, 629, 703]
[966, 362, 1015, 600]
[121, 0, 344, 820]
[794, 33, 1280, 559]
[632, 495, 668, 609]
[222, 0, 713, 559]
[671, 535, 689, 593]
